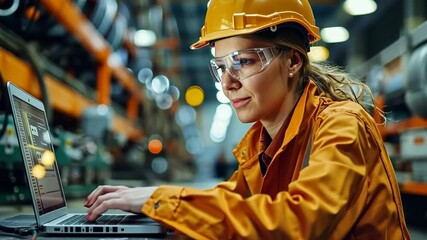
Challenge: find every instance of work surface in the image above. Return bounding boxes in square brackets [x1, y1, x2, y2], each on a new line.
[1, 179, 427, 239]
[0, 199, 179, 240]
[0, 233, 176, 240]
[0, 180, 221, 240]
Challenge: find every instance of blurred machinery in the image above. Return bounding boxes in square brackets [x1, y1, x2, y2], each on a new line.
[0, 0, 195, 204]
[400, 36, 427, 183]
[400, 128, 427, 182]
[405, 39, 427, 119]
[351, 18, 427, 228]
[0, 115, 29, 204]
[356, 20, 427, 227]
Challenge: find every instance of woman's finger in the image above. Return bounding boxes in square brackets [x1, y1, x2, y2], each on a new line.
[87, 190, 122, 213]
[85, 185, 128, 207]
[87, 198, 121, 221]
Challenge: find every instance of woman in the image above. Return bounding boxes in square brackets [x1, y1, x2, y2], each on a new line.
[85, 0, 410, 239]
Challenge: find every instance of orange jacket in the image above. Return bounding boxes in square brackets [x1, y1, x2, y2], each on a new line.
[142, 81, 410, 240]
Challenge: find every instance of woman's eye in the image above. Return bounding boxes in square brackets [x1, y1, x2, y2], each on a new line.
[217, 65, 227, 72]
[239, 58, 255, 66]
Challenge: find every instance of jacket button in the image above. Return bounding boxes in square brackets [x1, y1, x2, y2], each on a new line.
[155, 201, 160, 209]
[241, 150, 246, 156]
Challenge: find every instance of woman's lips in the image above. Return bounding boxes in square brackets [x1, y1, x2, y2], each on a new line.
[231, 97, 251, 108]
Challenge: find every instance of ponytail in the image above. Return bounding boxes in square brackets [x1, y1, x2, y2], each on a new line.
[306, 61, 384, 123]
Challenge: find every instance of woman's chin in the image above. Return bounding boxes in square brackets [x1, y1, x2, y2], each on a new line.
[236, 114, 256, 123]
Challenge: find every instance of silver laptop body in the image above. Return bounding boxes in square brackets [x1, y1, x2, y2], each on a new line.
[7, 82, 165, 235]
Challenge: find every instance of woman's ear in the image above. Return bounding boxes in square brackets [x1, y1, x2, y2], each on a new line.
[288, 49, 304, 74]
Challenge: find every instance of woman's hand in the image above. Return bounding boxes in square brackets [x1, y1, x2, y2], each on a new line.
[84, 185, 158, 222]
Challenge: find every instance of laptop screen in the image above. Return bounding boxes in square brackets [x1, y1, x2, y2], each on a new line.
[12, 96, 66, 215]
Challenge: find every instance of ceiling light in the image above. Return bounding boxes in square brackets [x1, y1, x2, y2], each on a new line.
[308, 46, 330, 62]
[320, 27, 349, 43]
[343, 0, 377, 16]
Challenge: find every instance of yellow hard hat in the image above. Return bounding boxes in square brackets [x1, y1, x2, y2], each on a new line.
[190, 0, 321, 50]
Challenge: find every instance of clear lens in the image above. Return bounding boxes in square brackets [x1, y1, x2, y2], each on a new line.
[209, 47, 278, 83]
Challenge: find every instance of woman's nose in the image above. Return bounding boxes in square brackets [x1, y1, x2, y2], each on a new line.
[221, 70, 241, 90]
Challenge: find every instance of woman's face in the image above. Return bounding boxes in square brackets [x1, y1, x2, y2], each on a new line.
[214, 37, 298, 126]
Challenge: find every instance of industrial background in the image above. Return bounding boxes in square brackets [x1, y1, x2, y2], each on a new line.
[0, 0, 426, 238]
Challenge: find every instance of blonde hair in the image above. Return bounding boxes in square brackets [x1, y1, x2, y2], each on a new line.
[241, 27, 384, 122]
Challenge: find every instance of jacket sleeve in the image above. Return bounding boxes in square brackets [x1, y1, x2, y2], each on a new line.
[141, 110, 376, 240]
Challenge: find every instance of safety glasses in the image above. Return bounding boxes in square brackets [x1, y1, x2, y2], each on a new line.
[209, 47, 282, 83]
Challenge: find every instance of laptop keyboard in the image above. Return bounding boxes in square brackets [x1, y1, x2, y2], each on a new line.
[95, 215, 126, 225]
[58, 214, 125, 225]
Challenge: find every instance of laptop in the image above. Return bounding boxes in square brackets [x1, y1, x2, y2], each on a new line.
[5, 81, 165, 235]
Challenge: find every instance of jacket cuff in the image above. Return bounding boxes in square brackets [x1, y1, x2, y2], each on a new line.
[141, 185, 184, 220]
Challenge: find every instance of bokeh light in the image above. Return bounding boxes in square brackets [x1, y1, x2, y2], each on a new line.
[32, 164, 46, 179]
[175, 105, 196, 127]
[137, 68, 153, 84]
[308, 46, 330, 62]
[148, 139, 163, 154]
[151, 75, 170, 94]
[155, 93, 174, 109]
[41, 150, 55, 167]
[185, 86, 204, 107]
[151, 157, 168, 174]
